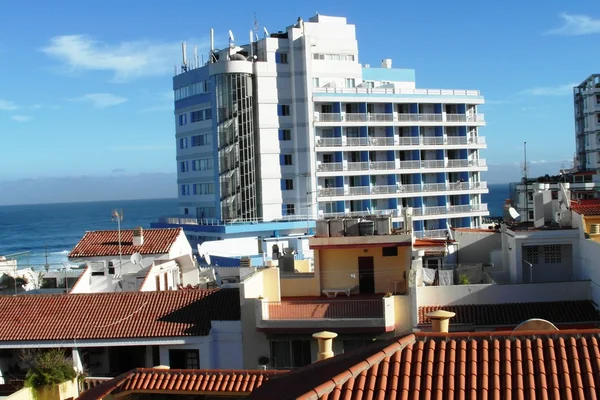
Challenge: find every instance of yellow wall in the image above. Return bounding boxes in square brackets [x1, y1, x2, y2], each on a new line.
[583, 215, 600, 243]
[6, 380, 79, 400]
[393, 295, 414, 334]
[293, 259, 311, 273]
[280, 274, 321, 297]
[318, 246, 411, 294]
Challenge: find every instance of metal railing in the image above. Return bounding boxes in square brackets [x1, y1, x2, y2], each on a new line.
[316, 159, 486, 173]
[313, 87, 481, 96]
[320, 204, 488, 220]
[317, 182, 487, 198]
[314, 112, 485, 124]
[315, 136, 486, 148]
[265, 299, 383, 320]
[158, 214, 317, 226]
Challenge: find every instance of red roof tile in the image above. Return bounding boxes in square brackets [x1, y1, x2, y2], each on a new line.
[413, 239, 448, 248]
[248, 329, 600, 400]
[419, 300, 600, 326]
[571, 200, 600, 216]
[68, 228, 183, 258]
[78, 368, 287, 400]
[0, 289, 239, 341]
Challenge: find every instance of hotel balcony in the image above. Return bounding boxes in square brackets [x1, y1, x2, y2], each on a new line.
[315, 136, 486, 151]
[313, 112, 485, 126]
[315, 159, 487, 177]
[320, 204, 489, 221]
[255, 297, 396, 332]
[316, 182, 488, 201]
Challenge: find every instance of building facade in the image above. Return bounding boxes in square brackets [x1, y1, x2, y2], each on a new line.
[169, 14, 488, 244]
[574, 74, 600, 171]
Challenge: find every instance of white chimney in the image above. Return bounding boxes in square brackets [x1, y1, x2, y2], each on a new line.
[381, 58, 392, 69]
[312, 331, 338, 361]
[133, 226, 144, 246]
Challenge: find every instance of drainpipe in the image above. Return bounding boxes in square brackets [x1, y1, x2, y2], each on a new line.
[426, 310, 455, 333]
[312, 331, 338, 361]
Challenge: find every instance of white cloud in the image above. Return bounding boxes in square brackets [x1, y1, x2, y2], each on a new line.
[519, 83, 577, 96]
[11, 115, 32, 122]
[69, 93, 128, 108]
[547, 13, 600, 35]
[41, 35, 208, 82]
[0, 99, 18, 111]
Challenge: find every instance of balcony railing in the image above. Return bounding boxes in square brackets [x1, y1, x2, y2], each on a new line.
[313, 87, 481, 96]
[266, 299, 384, 320]
[320, 204, 489, 219]
[317, 182, 488, 198]
[314, 112, 485, 124]
[316, 159, 487, 173]
[315, 136, 486, 148]
[414, 229, 449, 239]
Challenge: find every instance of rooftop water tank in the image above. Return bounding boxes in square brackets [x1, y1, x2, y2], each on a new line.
[345, 218, 360, 236]
[359, 220, 375, 236]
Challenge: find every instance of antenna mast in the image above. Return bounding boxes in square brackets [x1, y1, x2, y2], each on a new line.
[523, 142, 528, 224]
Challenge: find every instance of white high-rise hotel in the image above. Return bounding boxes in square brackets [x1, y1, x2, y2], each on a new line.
[170, 14, 488, 241]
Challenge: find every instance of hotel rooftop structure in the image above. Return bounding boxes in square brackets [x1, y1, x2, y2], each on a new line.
[153, 14, 489, 253]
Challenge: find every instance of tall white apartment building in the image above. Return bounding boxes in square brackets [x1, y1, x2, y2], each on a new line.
[163, 14, 489, 243]
[574, 75, 600, 171]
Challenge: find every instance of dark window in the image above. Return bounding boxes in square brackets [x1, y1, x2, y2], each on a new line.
[282, 204, 295, 216]
[190, 110, 204, 122]
[382, 246, 398, 257]
[169, 350, 200, 369]
[280, 129, 291, 141]
[279, 105, 290, 116]
[271, 340, 311, 369]
[283, 179, 294, 190]
[108, 262, 115, 275]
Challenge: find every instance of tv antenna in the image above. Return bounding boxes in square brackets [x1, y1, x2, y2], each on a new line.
[111, 209, 124, 280]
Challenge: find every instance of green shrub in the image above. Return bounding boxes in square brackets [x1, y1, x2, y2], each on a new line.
[458, 274, 470, 285]
[23, 349, 77, 389]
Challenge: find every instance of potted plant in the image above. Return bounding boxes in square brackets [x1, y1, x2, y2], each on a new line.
[257, 356, 270, 369]
[22, 349, 79, 398]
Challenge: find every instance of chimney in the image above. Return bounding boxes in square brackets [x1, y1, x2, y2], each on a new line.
[133, 226, 144, 246]
[426, 310, 455, 333]
[381, 58, 392, 69]
[312, 331, 338, 361]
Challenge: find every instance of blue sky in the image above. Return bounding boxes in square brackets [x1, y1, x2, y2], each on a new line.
[0, 0, 597, 182]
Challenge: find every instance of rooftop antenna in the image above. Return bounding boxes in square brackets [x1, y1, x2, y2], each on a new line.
[253, 12, 259, 38]
[111, 209, 124, 281]
[181, 42, 188, 72]
[263, 27, 269, 38]
[193, 45, 198, 69]
[209, 28, 216, 64]
[228, 30, 235, 47]
[44, 245, 50, 272]
[523, 142, 528, 224]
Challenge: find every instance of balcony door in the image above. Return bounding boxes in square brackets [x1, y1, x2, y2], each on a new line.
[358, 257, 375, 294]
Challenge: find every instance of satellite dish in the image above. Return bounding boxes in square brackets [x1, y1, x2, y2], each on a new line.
[263, 27, 269, 37]
[196, 244, 211, 266]
[130, 253, 142, 266]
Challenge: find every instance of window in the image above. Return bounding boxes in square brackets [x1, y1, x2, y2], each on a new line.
[178, 114, 187, 126]
[523, 246, 539, 264]
[528, 211, 534, 220]
[204, 108, 212, 120]
[345, 78, 356, 88]
[544, 245, 562, 264]
[279, 105, 291, 116]
[312, 77, 320, 87]
[107, 262, 115, 275]
[191, 134, 212, 147]
[365, 81, 375, 89]
[179, 137, 188, 149]
[596, 94, 600, 104]
[190, 110, 204, 122]
[282, 204, 295, 215]
[322, 154, 333, 163]
[192, 158, 213, 171]
[192, 183, 214, 195]
[174, 80, 209, 101]
[276, 52, 288, 64]
[270, 340, 311, 369]
[280, 154, 293, 165]
[180, 185, 189, 196]
[180, 161, 188, 173]
[382, 246, 398, 257]
[279, 129, 291, 141]
[281, 179, 294, 190]
[169, 350, 200, 369]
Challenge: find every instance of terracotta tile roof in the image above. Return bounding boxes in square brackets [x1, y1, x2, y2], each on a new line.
[571, 200, 600, 216]
[413, 239, 447, 248]
[419, 300, 600, 326]
[68, 228, 183, 258]
[0, 289, 239, 341]
[247, 329, 600, 400]
[77, 368, 288, 400]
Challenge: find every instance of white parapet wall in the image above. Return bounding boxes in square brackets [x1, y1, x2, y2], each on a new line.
[417, 280, 592, 307]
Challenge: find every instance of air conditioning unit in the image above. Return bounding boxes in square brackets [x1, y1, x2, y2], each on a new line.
[591, 224, 600, 235]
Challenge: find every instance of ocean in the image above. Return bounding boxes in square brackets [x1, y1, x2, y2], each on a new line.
[0, 184, 509, 270]
[0, 198, 178, 270]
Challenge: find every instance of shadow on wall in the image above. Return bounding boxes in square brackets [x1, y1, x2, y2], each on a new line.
[454, 230, 501, 264]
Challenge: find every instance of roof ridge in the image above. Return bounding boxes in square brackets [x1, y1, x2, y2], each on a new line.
[417, 328, 600, 339]
[303, 334, 417, 400]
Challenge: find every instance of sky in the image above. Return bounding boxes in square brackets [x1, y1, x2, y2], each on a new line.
[0, 0, 598, 200]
